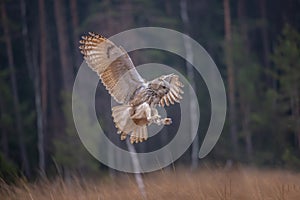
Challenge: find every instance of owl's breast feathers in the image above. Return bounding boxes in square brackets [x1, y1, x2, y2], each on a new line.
[129, 85, 159, 108]
[128, 86, 160, 126]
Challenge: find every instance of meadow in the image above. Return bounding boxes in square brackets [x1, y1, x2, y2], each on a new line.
[1, 167, 300, 200]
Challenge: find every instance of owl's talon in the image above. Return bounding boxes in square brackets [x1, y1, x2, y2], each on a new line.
[120, 133, 127, 140]
[163, 118, 172, 125]
[130, 136, 135, 144]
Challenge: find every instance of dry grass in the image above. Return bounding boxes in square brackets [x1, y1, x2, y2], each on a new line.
[1, 167, 300, 200]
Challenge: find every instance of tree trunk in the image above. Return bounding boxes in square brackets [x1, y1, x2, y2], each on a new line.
[238, 0, 249, 49]
[238, 0, 253, 161]
[291, 86, 300, 150]
[38, 0, 48, 127]
[224, 0, 239, 159]
[48, 51, 62, 150]
[165, 0, 172, 16]
[20, 0, 46, 175]
[296, 91, 300, 150]
[126, 140, 146, 198]
[54, 0, 74, 92]
[0, 95, 9, 158]
[53, 1, 74, 172]
[69, 0, 81, 68]
[1, 1, 31, 177]
[37, 0, 48, 174]
[259, 0, 275, 87]
[243, 104, 253, 161]
[119, 3, 146, 193]
[180, 0, 199, 169]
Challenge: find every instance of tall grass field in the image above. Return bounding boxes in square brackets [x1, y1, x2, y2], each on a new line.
[1, 168, 300, 200]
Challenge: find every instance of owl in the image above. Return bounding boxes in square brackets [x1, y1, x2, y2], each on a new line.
[79, 32, 184, 144]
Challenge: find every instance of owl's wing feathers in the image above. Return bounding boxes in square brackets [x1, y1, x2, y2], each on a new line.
[79, 32, 145, 104]
[159, 74, 184, 107]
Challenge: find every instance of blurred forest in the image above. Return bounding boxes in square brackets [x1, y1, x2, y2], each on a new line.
[0, 0, 300, 181]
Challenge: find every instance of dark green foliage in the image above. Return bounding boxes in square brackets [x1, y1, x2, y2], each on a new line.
[271, 25, 300, 167]
[53, 93, 99, 175]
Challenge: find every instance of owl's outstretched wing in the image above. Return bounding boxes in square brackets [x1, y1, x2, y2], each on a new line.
[159, 74, 184, 107]
[79, 32, 145, 104]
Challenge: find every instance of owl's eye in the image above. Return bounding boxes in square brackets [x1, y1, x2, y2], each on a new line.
[162, 86, 166, 89]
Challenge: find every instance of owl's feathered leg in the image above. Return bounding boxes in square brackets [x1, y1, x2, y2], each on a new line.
[112, 104, 148, 143]
[112, 105, 136, 140]
[112, 103, 172, 144]
[150, 108, 172, 125]
[130, 103, 172, 125]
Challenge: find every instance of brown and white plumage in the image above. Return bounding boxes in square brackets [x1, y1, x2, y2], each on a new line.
[80, 32, 184, 143]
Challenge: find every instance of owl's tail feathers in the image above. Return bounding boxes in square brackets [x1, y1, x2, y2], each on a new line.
[112, 105, 148, 143]
[130, 126, 148, 144]
[112, 105, 134, 138]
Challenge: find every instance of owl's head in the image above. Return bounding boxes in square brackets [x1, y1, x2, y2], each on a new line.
[148, 78, 170, 99]
[148, 74, 184, 106]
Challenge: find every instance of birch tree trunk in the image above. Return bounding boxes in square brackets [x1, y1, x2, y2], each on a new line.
[126, 140, 146, 198]
[180, 0, 199, 169]
[224, 0, 239, 159]
[37, 0, 48, 174]
[20, 0, 46, 175]
[121, 2, 145, 195]
[1, 1, 31, 177]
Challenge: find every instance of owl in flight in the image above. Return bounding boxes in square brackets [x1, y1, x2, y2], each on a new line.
[79, 32, 184, 144]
